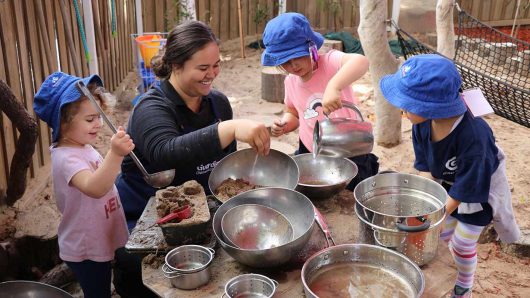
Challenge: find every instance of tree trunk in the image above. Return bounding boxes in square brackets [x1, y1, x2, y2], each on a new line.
[358, 0, 401, 147]
[0, 80, 39, 206]
[436, 0, 456, 58]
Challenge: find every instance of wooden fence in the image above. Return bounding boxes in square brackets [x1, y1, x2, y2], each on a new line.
[0, 0, 135, 198]
[460, 0, 530, 27]
[0, 0, 527, 201]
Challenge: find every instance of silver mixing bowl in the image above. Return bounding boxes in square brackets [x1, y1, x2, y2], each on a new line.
[0, 281, 73, 298]
[293, 153, 358, 200]
[221, 204, 294, 249]
[208, 148, 299, 201]
[213, 187, 315, 268]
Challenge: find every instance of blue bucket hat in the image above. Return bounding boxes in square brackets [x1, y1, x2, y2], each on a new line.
[379, 54, 467, 119]
[34, 72, 103, 142]
[261, 13, 324, 66]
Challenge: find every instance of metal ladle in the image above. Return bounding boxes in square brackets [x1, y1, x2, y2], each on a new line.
[76, 81, 175, 188]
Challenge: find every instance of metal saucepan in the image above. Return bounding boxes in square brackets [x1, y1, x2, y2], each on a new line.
[354, 172, 447, 266]
[293, 153, 358, 200]
[301, 244, 425, 298]
[208, 148, 299, 202]
[223, 273, 278, 298]
[76, 81, 175, 188]
[213, 187, 315, 268]
[162, 245, 215, 290]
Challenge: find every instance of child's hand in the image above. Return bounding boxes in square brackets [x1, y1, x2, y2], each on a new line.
[322, 87, 343, 115]
[110, 126, 135, 157]
[271, 119, 286, 137]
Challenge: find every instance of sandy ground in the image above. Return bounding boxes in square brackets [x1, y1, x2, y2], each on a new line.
[1, 40, 529, 297]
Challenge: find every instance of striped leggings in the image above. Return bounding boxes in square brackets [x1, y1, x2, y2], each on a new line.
[440, 215, 485, 289]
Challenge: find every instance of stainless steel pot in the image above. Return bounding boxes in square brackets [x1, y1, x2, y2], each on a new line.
[301, 244, 425, 298]
[354, 172, 447, 266]
[223, 273, 278, 298]
[212, 187, 315, 268]
[162, 245, 215, 290]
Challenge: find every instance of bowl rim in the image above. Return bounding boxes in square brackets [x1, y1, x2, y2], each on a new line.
[293, 153, 358, 188]
[208, 148, 300, 199]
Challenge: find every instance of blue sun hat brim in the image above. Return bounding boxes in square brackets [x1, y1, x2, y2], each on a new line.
[379, 54, 467, 119]
[34, 72, 103, 142]
[261, 12, 324, 66]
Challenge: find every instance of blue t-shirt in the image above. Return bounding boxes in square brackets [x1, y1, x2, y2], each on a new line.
[412, 112, 498, 226]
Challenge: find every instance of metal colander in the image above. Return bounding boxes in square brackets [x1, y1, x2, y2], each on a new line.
[224, 274, 278, 298]
[354, 173, 448, 266]
[163, 245, 214, 273]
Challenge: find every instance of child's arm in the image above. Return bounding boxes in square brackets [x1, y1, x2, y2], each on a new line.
[322, 53, 369, 115]
[70, 126, 134, 198]
[271, 106, 299, 137]
[445, 196, 461, 216]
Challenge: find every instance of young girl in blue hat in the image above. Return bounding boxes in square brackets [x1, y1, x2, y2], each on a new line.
[33, 72, 135, 298]
[380, 54, 520, 298]
[262, 12, 379, 189]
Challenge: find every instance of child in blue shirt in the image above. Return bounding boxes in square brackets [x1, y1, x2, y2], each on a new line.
[380, 54, 520, 298]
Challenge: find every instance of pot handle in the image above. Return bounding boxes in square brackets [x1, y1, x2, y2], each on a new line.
[271, 278, 279, 288]
[396, 218, 431, 232]
[206, 247, 216, 257]
[340, 101, 365, 122]
[161, 263, 181, 278]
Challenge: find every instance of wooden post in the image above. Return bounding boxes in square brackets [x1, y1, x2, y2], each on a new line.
[237, 0, 245, 58]
[82, 0, 98, 74]
[261, 67, 286, 103]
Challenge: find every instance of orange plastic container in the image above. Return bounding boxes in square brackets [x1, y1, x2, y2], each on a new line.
[135, 34, 162, 68]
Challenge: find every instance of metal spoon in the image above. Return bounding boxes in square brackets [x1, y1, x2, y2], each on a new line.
[76, 81, 175, 188]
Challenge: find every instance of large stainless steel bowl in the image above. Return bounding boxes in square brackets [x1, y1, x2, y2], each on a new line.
[213, 187, 315, 268]
[293, 154, 358, 200]
[221, 204, 294, 249]
[208, 148, 299, 202]
[0, 281, 73, 298]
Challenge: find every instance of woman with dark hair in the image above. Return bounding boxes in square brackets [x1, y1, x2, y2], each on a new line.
[113, 21, 270, 297]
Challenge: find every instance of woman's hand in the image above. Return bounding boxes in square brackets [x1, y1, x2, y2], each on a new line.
[234, 120, 270, 156]
[110, 126, 135, 157]
[218, 120, 270, 156]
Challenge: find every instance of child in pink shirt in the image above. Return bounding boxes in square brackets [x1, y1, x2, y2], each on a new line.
[34, 72, 134, 298]
[262, 13, 379, 189]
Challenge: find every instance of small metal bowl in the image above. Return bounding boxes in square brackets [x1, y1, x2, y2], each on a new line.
[223, 273, 278, 298]
[293, 153, 358, 200]
[221, 204, 294, 249]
